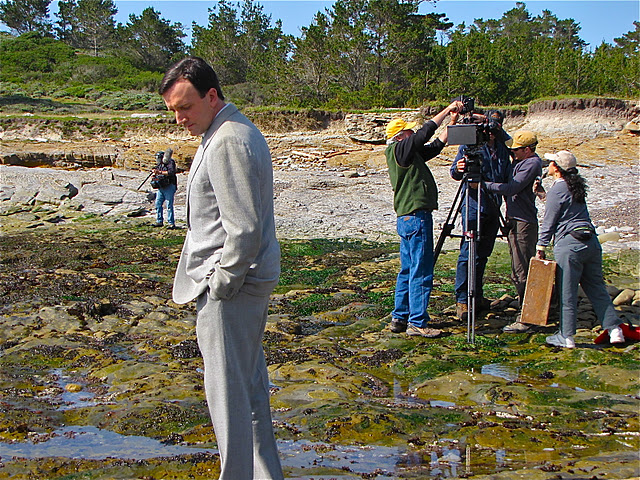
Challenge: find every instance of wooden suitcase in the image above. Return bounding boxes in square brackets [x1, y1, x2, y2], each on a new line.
[520, 257, 557, 325]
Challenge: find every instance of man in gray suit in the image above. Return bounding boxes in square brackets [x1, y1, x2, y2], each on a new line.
[160, 57, 283, 480]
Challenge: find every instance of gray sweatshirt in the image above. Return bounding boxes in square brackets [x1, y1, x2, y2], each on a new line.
[537, 178, 593, 247]
[483, 154, 542, 224]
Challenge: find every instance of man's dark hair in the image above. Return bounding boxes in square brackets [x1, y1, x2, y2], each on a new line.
[486, 109, 505, 125]
[159, 57, 225, 101]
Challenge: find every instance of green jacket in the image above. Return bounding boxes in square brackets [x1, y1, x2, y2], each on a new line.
[386, 143, 439, 216]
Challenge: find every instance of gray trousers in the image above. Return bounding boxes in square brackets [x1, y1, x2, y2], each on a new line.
[196, 290, 284, 480]
[554, 234, 620, 337]
[507, 218, 538, 302]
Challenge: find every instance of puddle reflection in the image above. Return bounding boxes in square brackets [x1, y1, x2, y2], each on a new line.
[429, 400, 456, 408]
[50, 369, 100, 411]
[481, 363, 519, 381]
[0, 426, 216, 460]
[0, 427, 519, 478]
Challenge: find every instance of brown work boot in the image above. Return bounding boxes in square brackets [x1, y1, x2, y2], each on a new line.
[389, 318, 408, 333]
[406, 325, 442, 338]
[456, 302, 468, 320]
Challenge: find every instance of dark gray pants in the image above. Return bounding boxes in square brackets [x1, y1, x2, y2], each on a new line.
[554, 234, 620, 337]
[507, 218, 538, 302]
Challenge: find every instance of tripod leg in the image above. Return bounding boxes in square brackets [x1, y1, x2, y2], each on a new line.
[434, 181, 464, 264]
[467, 230, 476, 343]
[463, 185, 477, 343]
[466, 184, 482, 344]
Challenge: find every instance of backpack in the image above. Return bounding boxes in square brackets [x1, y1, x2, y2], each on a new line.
[150, 174, 171, 189]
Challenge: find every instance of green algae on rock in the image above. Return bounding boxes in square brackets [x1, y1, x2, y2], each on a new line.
[0, 215, 638, 479]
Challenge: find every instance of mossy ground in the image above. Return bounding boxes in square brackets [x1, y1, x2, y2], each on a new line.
[0, 210, 638, 479]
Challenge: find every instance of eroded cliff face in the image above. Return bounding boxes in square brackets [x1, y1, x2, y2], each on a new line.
[524, 98, 640, 139]
[0, 98, 637, 170]
[528, 98, 637, 118]
[0, 110, 345, 170]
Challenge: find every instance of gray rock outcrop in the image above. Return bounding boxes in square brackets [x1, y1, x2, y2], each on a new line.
[0, 165, 159, 218]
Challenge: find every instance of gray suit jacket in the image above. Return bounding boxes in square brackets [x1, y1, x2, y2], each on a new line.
[172, 103, 280, 304]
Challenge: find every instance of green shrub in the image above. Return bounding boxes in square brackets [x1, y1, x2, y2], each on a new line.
[96, 91, 162, 111]
[119, 71, 163, 91]
[58, 85, 92, 98]
[0, 81, 25, 96]
[0, 33, 75, 77]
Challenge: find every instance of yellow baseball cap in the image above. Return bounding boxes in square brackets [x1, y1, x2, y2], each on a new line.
[509, 130, 538, 149]
[386, 118, 418, 140]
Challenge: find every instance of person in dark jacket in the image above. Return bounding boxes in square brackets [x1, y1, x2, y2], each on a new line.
[385, 100, 462, 337]
[536, 150, 624, 348]
[450, 110, 511, 320]
[482, 130, 543, 332]
[152, 150, 178, 229]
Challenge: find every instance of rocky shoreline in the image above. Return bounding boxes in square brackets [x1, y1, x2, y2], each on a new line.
[1, 209, 638, 479]
[1, 101, 639, 479]
[1, 135, 638, 254]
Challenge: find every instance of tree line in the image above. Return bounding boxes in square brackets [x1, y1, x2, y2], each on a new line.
[0, 0, 637, 110]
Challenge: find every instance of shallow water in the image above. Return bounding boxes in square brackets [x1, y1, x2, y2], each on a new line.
[0, 423, 544, 479]
[53, 368, 98, 411]
[0, 425, 216, 460]
[481, 363, 519, 381]
[0, 429, 495, 478]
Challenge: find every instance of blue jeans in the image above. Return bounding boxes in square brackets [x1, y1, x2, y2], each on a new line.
[454, 210, 500, 303]
[392, 210, 434, 328]
[155, 183, 176, 226]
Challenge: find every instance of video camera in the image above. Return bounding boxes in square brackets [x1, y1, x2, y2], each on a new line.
[458, 94, 475, 115]
[447, 95, 502, 146]
[447, 95, 504, 181]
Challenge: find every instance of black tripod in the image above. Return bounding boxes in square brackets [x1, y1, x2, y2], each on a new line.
[434, 168, 508, 343]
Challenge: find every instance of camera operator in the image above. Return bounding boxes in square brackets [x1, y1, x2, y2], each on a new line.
[482, 130, 543, 332]
[385, 100, 463, 338]
[450, 110, 511, 321]
[152, 150, 178, 229]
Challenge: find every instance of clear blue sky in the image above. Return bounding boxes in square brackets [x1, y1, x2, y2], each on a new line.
[47, 0, 638, 50]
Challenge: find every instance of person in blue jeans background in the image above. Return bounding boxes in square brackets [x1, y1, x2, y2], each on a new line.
[152, 150, 178, 229]
[385, 100, 462, 337]
[450, 110, 511, 321]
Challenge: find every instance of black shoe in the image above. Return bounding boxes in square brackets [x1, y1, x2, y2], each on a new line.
[152, 222, 163, 227]
[167, 224, 177, 230]
[477, 297, 492, 311]
[389, 318, 408, 333]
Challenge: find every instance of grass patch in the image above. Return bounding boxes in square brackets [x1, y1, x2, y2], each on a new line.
[365, 290, 394, 309]
[278, 267, 340, 288]
[281, 238, 368, 257]
[287, 293, 348, 317]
